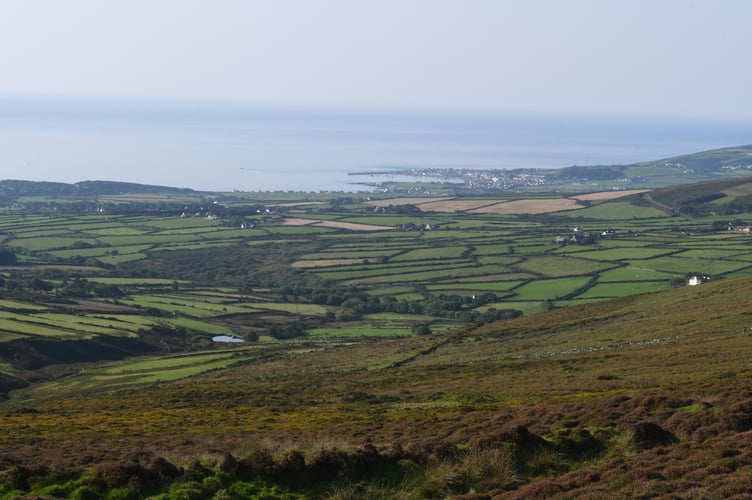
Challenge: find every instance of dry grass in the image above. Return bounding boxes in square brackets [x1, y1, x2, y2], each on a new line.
[416, 199, 501, 212]
[570, 189, 652, 201]
[366, 197, 585, 214]
[468, 198, 583, 214]
[280, 217, 319, 226]
[365, 195, 644, 214]
[281, 218, 392, 231]
[365, 197, 454, 207]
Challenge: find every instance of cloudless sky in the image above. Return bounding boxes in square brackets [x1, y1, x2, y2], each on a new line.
[1, 0, 751, 120]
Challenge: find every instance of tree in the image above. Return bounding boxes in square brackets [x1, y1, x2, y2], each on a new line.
[668, 276, 686, 288]
[412, 324, 432, 336]
[0, 249, 17, 265]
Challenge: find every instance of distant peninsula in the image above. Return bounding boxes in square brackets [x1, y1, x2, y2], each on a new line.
[351, 144, 752, 193]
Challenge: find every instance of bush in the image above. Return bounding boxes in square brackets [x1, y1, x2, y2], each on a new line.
[630, 422, 678, 450]
[105, 486, 141, 500]
[0, 249, 17, 265]
[412, 324, 432, 336]
[240, 449, 276, 478]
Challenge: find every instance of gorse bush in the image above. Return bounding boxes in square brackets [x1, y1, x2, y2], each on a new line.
[456, 444, 517, 489]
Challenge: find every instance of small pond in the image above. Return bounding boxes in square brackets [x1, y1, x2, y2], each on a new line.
[212, 335, 245, 343]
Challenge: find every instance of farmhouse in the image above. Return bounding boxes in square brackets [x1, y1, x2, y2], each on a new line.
[688, 275, 711, 286]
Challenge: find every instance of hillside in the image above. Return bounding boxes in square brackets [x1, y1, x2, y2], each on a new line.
[0, 179, 198, 199]
[640, 175, 752, 217]
[2, 172, 752, 496]
[558, 144, 752, 181]
[1, 277, 752, 497]
[632, 144, 752, 174]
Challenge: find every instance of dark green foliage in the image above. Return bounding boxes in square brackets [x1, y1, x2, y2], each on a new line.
[630, 422, 678, 450]
[0, 249, 17, 265]
[550, 429, 606, 461]
[412, 324, 432, 335]
[649, 176, 752, 211]
[268, 322, 307, 340]
[386, 204, 422, 215]
[720, 399, 752, 432]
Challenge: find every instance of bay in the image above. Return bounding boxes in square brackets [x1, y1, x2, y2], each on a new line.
[0, 96, 749, 192]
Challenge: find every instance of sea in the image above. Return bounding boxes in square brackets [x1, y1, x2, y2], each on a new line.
[1, 96, 750, 192]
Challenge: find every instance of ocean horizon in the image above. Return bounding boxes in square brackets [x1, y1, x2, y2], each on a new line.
[1, 96, 750, 192]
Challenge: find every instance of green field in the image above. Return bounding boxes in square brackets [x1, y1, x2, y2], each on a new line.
[2, 227, 745, 334]
[3, 183, 752, 347]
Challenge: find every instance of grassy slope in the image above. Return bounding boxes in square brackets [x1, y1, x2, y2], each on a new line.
[2, 277, 752, 496]
[633, 144, 752, 172]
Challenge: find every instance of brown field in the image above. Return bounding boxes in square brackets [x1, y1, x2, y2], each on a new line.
[416, 199, 501, 212]
[468, 198, 583, 214]
[280, 217, 319, 226]
[291, 259, 364, 268]
[281, 218, 392, 231]
[365, 197, 454, 207]
[570, 189, 652, 201]
[367, 196, 595, 214]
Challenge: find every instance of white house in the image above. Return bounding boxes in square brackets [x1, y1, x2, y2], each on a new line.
[688, 275, 710, 286]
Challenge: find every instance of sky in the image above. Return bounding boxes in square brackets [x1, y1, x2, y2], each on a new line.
[1, 0, 751, 120]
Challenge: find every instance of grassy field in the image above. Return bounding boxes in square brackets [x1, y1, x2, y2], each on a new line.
[3, 186, 752, 340]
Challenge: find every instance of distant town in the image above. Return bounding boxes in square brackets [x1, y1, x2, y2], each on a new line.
[351, 166, 645, 193]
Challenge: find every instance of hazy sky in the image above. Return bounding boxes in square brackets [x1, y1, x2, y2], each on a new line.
[1, 0, 751, 119]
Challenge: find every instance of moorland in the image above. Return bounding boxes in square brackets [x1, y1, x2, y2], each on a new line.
[1, 145, 752, 498]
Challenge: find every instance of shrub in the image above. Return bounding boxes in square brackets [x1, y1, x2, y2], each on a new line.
[69, 484, 102, 500]
[239, 449, 277, 479]
[630, 422, 678, 450]
[164, 480, 206, 500]
[217, 452, 239, 475]
[551, 428, 606, 462]
[720, 399, 752, 432]
[105, 486, 141, 500]
[308, 448, 349, 479]
[273, 450, 306, 481]
[149, 457, 181, 482]
[457, 444, 517, 490]
[416, 459, 464, 497]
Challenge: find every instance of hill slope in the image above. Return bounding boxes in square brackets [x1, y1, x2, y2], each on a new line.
[476, 143, 752, 191]
[2, 276, 752, 497]
[0, 179, 198, 197]
[633, 144, 752, 173]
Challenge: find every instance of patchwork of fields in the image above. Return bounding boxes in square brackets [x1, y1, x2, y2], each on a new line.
[4, 180, 752, 497]
[1, 189, 751, 349]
